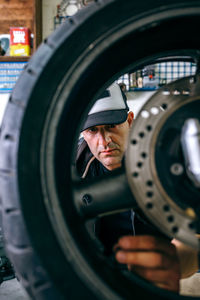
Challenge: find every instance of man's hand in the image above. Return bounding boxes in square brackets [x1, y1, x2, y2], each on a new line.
[172, 238, 198, 279]
[114, 235, 180, 292]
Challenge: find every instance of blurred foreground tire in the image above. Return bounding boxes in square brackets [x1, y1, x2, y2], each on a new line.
[0, 0, 200, 299]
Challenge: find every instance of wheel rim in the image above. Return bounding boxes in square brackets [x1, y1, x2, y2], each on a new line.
[126, 76, 200, 249]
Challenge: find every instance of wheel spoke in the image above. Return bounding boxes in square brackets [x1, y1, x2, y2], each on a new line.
[73, 168, 137, 219]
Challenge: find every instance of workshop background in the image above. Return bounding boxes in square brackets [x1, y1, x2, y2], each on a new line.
[0, 1, 199, 299]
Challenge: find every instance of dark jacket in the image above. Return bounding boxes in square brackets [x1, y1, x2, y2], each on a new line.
[76, 138, 134, 255]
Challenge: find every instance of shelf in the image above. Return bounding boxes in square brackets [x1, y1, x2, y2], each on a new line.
[0, 56, 30, 62]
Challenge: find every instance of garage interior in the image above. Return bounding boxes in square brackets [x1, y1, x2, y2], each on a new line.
[0, 1, 200, 300]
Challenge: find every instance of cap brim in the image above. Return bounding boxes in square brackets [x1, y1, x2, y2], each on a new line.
[82, 109, 128, 131]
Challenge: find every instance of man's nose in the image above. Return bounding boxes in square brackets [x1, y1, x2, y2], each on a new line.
[98, 130, 111, 146]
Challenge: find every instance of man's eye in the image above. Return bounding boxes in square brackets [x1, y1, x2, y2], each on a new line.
[108, 124, 116, 129]
[88, 127, 97, 133]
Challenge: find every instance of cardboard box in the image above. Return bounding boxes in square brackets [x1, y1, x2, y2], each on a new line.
[10, 27, 31, 56]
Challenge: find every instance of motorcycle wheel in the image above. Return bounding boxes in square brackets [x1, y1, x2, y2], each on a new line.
[0, 0, 200, 299]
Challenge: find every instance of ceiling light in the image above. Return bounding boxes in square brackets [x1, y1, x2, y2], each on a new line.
[65, 2, 79, 16]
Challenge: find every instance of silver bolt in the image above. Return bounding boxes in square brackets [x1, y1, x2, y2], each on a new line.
[170, 163, 184, 176]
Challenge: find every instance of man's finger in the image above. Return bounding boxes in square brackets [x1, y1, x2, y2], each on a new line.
[131, 265, 180, 286]
[116, 235, 176, 257]
[115, 250, 175, 268]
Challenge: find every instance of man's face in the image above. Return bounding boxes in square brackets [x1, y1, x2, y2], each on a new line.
[83, 112, 134, 171]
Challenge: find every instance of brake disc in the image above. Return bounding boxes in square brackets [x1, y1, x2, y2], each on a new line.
[126, 75, 200, 249]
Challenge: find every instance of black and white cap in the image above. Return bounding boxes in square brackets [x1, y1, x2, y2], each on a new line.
[82, 82, 129, 131]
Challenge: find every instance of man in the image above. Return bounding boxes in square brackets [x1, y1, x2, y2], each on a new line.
[119, 82, 127, 93]
[76, 82, 198, 292]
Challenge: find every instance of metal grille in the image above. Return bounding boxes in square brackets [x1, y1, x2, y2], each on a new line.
[157, 62, 196, 85]
[117, 62, 196, 91]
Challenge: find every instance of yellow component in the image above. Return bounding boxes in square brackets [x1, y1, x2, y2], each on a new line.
[10, 44, 31, 56]
[185, 207, 196, 219]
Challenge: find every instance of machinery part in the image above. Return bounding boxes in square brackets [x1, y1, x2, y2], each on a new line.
[170, 163, 184, 176]
[181, 118, 200, 187]
[0, 0, 200, 299]
[126, 76, 200, 249]
[0, 205, 15, 284]
[0, 256, 15, 283]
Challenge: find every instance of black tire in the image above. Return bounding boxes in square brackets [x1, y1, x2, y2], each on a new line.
[0, 0, 200, 299]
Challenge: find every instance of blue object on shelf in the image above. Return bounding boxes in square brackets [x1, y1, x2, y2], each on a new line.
[0, 61, 28, 93]
[130, 87, 157, 91]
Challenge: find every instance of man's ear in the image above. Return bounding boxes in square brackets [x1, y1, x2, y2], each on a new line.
[127, 111, 134, 127]
[82, 131, 86, 140]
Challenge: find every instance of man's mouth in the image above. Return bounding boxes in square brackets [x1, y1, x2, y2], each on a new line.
[101, 149, 117, 154]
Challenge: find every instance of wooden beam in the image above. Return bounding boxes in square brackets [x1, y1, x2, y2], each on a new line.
[0, 0, 42, 52]
[0, 21, 33, 34]
[0, 8, 33, 21]
[34, 0, 42, 49]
